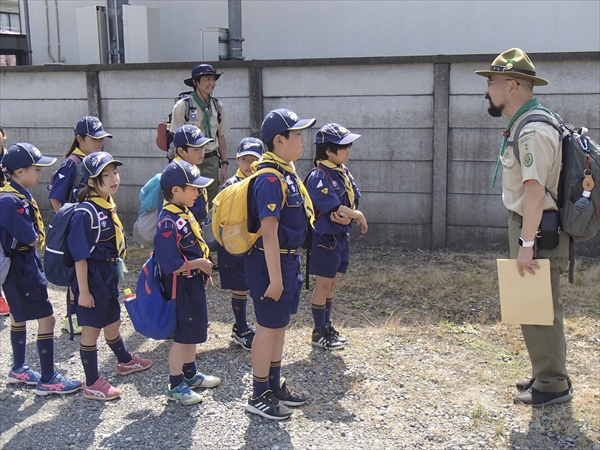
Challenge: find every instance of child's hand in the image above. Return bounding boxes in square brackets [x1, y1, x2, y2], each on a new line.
[330, 211, 352, 225]
[264, 281, 284, 301]
[197, 258, 213, 276]
[78, 292, 95, 308]
[355, 211, 368, 234]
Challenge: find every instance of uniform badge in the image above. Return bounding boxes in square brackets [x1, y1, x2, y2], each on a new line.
[176, 218, 186, 229]
[267, 203, 276, 211]
[524, 153, 533, 168]
[183, 226, 188, 234]
[101, 220, 107, 228]
[332, 180, 338, 187]
[190, 108, 197, 120]
[505, 63, 513, 70]
[321, 188, 329, 195]
[316, 180, 323, 188]
[99, 212, 107, 220]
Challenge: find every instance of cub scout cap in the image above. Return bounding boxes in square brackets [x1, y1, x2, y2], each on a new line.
[82, 151, 122, 182]
[173, 125, 214, 149]
[475, 48, 548, 86]
[184, 63, 222, 87]
[236, 137, 265, 158]
[74, 116, 113, 139]
[315, 123, 361, 146]
[260, 108, 317, 143]
[160, 160, 214, 190]
[2, 142, 56, 171]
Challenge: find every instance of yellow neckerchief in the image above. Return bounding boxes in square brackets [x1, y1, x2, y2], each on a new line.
[162, 200, 209, 258]
[254, 152, 315, 226]
[71, 148, 87, 159]
[1, 183, 46, 248]
[86, 191, 126, 259]
[316, 160, 357, 209]
[172, 157, 209, 214]
[235, 168, 247, 180]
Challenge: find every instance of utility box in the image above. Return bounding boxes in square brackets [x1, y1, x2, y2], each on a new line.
[202, 27, 228, 61]
[76, 6, 108, 65]
[122, 5, 160, 63]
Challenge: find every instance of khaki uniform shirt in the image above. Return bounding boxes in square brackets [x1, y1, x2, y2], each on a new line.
[501, 109, 561, 215]
[169, 95, 230, 154]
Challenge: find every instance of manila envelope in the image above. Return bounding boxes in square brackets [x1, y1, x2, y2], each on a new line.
[496, 259, 553, 326]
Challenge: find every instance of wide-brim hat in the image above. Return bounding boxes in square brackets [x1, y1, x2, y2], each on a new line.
[160, 160, 214, 190]
[475, 48, 548, 86]
[184, 63, 222, 87]
[82, 151, 123, 182]
[2, 142, 56, 171]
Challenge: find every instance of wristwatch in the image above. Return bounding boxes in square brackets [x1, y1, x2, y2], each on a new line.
[220, 160, 229, 165]
[518, 237, 535, 248]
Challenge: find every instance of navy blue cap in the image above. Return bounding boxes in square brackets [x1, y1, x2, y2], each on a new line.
[315, 123, 361, 146]
[160, 160, 213, 190]
[236, 137, 265, 158]
[74, 116, 112, 139]
[82, 152, 122, 182]
[2, 143, 56, 171]
[184, 63, 222, 87]
[173, 125, 214, 149]
[260, 109, 316, 143]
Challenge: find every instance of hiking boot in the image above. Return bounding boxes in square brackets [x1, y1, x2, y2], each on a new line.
[115, 353, 153, 375]
[246, 390, 292, 420]
[83, 376, 122, 401]
[0, 295, 10, 316]
[516, 377, 573, 394]
[514, 387, 572, 408]
[327, 321, 348, 344]
[35, 372, 82, 396]
[184, 372, 221, 389]
[7, 364, 40, 386]
[274, 381, 307, 407]
[312, 325, 345, 350]
[167, 382, 203, 405]
[232, 324, 255, 351]
[61, 315, 82, 335]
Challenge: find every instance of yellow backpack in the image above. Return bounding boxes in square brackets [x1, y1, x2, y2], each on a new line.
[212, 167, 288, 256]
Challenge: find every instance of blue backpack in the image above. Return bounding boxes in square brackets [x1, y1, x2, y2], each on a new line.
[44, 201, 101, 287]
[132, 173, 162, 247]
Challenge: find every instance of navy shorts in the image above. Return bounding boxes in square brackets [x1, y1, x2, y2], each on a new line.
[72, 260, 121, 329]
[163, 274, 208, 344]
[245, 249, 302, 329]
[217, 245, 248, 291]
[309, 233, 350, 278]
[3, 251, 53, 322]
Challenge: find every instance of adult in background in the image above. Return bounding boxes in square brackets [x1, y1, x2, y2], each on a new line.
[169, 64, 230, 204]
[475, 48, 572, 407]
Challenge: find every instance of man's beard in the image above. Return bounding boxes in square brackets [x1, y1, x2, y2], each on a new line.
[486, 94, 504, 117]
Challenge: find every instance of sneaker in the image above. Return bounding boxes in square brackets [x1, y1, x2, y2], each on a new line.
[61, 315, 82, 335]
[274, 381, 307, 407]
[0, 296, 10, 316]
[312, 325, 345, 350]
[83, 376, 122, 401]
[232, 324, 255, 351]
[167, 381, 203, 405]
[246, 390, 292, 420]
[327, 322, 348, 344]
[184, 372, 221, 389]
[35, 372, 82, 396]
[516, 377, 573, 394]
[7, 364, 40, 386]
[115, 353, 153, 375]
[514, 387, 572, 408]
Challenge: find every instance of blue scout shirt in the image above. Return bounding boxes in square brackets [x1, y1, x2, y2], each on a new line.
[47, 153, 86, 203]
[0, 181, 39, 252]
[250, 165, 307, 250]
[67, 203, 122, 262]
[305, 164, 361, 236]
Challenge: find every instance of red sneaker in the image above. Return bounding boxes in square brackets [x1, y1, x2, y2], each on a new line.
[115, 353, 153, 375]
[0, 296, 10, 316]
[83, 376, 122, 401]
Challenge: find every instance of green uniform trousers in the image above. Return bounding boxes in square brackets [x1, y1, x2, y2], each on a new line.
[200, 152, 220, 206]
[508, 211, 570, 393]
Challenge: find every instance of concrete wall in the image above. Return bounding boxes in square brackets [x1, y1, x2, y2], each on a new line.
[1, 52, 599, 256]
[23, 0, 600, 65]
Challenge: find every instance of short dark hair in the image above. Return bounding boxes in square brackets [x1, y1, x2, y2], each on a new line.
[314, 142, 352, 162]
[265, 130, 291, 152]
[162, 185, 188, 201]
[175, 145, 190, 158]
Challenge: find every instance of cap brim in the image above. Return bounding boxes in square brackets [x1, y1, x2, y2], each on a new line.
[338, 132, 361, 145]
[32, 156, 57, 167]
[187, 175, 214, 189]
[89, 160, 123, 178]
[237, 150, 262, 158]
[474, 70, 549, 86]
[289, 118, 317, 131]
[187, 137, 214, 148]
[88, 132, 113, 139]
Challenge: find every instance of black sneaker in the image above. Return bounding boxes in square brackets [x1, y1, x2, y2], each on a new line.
[246, 390, 292, 420]
[327, 322, 348, 344]
[232, 324, 255, 351]
[516, 377, 573, 393]
[275, 381, 307, 407]
[514, 387, 572, 408]
[312, 325, 345, 350]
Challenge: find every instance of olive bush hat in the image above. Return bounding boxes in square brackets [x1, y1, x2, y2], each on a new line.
[475, 48, 548, 86]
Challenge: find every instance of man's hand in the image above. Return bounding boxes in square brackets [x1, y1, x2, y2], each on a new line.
[516, 246, 539, 277]
[220, 165, 228, 184]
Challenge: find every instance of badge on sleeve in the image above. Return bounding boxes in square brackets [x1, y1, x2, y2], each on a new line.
[321, 188, 329, 195]
[316, 180, 323, 188]
[176, 218, 186, 229]
[190, 108, 197, 120]
[524, 153, 533, 167]
[267, 204, 276, 211]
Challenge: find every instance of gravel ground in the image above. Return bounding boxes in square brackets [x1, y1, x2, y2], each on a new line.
[1, 248, 598, 450]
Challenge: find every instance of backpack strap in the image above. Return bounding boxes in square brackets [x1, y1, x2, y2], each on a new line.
[157, 215, 193, 299]
[76, 201, 102, 253]
[67, 153, 84, 195]
[508, 110, 566, 164]
[0, 192, 21, 255]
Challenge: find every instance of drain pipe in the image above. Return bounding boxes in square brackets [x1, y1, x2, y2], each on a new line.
[54, 0, 62, 62]
[227, 0, 244, 60]
[44, 0, 56, 62]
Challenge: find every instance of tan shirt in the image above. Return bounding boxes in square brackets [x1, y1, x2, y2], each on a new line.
[169, 95, 230, 154]
[501, 110, 561, 215]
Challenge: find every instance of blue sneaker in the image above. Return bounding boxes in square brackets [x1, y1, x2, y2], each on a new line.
[167, 382, 203, 405]
[184, 372, 221, 389]
[7, 364, 41, 386]
[35, 372, 82, 396]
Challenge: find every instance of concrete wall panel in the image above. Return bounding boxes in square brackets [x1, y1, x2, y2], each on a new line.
[351, 160, 432, 193]
[361, 192, 431, 225]
[447, 194, 506, 227]
[448, 161, 499, 195]
[351, 223, 431, 250]
[1, 99, 88, 127]
[0, 72, 86, 99]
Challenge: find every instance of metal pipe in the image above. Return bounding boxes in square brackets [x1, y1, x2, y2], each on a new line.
[227, 0, 244, 60]
[44, 0, 56, 62]
[22, 0, 33, 65]
[54, 0, 61, 61]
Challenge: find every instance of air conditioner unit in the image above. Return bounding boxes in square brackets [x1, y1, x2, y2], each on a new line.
[122, 5, 160, 63]
[202, 27, 229, 61]
[76, 6, 108, 65]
